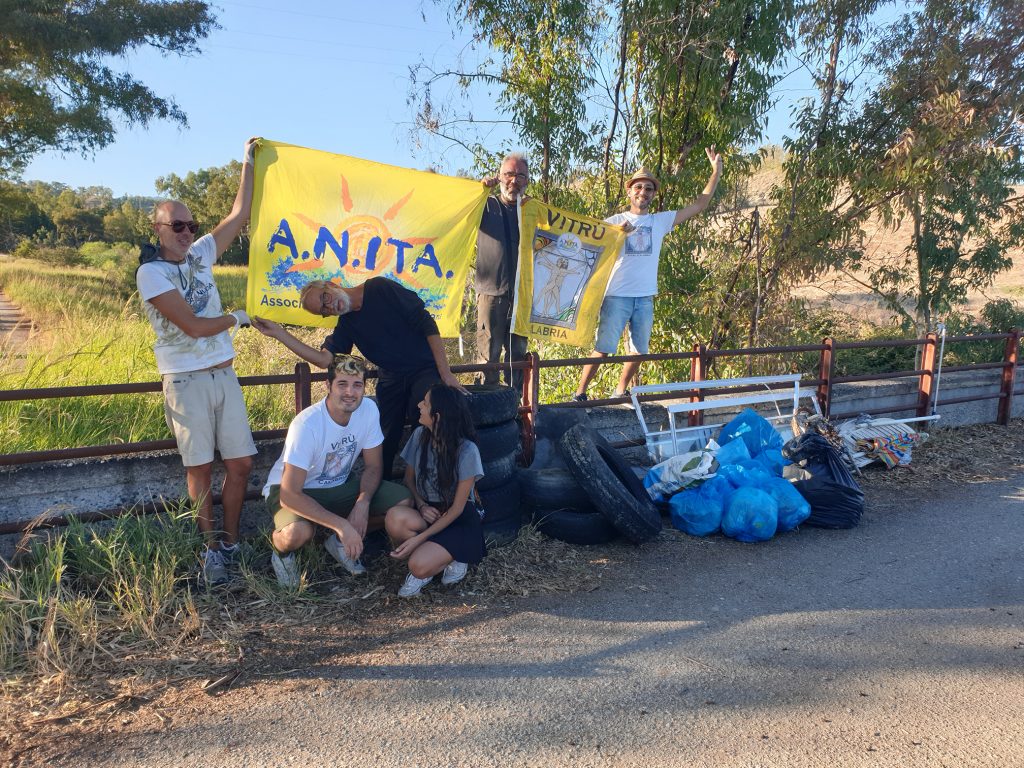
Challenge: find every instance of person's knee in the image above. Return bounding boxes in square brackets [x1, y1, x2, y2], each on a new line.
[186, 462, 213, 479]
[185, 462, 214, 493]
[224, 455, 253, 478]
[273, 521, 314, 552]
[385, 506, 420, 537]
[408, 553, 437, 580]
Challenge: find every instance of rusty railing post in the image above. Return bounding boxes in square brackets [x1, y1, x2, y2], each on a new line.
[689, 343, 706, 428]
[294, 362, 312, 413]
[916, 331, 938, 417]
[996, 329, 1020, 426]
[518, 351, 540, 465]
[817, 337, 834, 418]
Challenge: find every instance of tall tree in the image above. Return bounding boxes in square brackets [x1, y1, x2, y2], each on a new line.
[0, 0, 216, 177]
[763, 0, 1024, 334]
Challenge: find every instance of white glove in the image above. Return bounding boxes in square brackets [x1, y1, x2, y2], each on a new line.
[231, 310, 251, 329]
[244, 137, 258, 164]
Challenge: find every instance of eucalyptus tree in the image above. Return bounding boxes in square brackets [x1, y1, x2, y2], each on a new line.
[765, 0, 1024, 335]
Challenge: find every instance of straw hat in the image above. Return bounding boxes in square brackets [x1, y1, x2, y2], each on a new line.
[625, 168, 659, 191]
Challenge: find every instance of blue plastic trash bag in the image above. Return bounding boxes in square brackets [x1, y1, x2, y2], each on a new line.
[669, 475, 731, 536]
[715, 436, 751, 466]
[721, 487, 778, 542]
[760, 447, 789, 476]
[764, 477, 811, 532]
[736, 458, 774, 484]
[718, 408, 785, 459]
[718, 461, 771, 489]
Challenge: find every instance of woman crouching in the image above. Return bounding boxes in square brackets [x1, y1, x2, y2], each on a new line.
[385, 384, 486, 597]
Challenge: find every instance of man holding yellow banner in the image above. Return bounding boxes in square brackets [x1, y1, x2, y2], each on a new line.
[476, 153, 531, 390]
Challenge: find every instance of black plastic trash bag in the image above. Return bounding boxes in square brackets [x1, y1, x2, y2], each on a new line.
[783, 433, 864, 529]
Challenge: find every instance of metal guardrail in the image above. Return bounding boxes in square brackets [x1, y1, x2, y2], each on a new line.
[1, 331, 1020, 468]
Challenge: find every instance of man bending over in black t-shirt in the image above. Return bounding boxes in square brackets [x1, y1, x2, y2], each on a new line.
[252, 278, 467, 474]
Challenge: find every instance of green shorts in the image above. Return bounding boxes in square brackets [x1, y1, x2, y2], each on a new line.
[265, 477, 411, 531]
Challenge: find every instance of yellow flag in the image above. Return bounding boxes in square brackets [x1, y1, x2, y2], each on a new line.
[246, 140, 489, 336]
[512, 199, 626, 347]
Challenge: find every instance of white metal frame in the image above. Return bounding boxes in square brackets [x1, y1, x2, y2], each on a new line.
[629, 374, 822, 462]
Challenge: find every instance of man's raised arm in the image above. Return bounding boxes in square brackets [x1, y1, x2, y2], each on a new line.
[672, 146, 724, 227]
[211, 137, 259, 259]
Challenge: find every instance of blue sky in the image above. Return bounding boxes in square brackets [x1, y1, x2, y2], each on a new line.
[24, 1, 512, 196]
[22, 1, 831, 197]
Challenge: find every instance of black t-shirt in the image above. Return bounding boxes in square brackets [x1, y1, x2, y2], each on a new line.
[323, 277, 439, 374]
[475, 196, 520, 297]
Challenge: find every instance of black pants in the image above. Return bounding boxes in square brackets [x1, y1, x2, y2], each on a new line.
[476, 292, 528, 390]
[376, 366, 440, 477]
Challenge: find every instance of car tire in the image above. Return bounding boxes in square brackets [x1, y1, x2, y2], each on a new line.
[477, 452, 517, 492]
[464, 384, 519, 427]
[532, 507, 619, 546]
[519, 466, 592, 510]
[479, 477, 522, 547]
[559, 425, 661, 544]
[475, 420, 520, 463]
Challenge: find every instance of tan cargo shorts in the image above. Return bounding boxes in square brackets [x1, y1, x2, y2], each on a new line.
[162, 365, 256, 467]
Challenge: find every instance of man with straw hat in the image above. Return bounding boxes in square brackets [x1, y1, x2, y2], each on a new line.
[573, 147, 723, 401]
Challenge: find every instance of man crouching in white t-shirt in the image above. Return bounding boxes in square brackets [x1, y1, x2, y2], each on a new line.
[573, 147, 723, 402]
[262, 354, 414, 587]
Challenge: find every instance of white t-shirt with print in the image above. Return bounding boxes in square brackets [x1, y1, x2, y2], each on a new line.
[136, 234, 235, 374]
[603, 210, 676, 297]
[262, 397, 385, 496]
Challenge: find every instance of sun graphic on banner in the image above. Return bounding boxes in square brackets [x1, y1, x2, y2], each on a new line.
[284, 174, 436, 290]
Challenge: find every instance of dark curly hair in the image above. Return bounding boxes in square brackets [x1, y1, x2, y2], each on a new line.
[417, 384, 477, 511]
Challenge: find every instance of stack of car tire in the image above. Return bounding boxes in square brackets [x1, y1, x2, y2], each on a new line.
[465, 384, 523, 546]
[522, 424, 662, 546]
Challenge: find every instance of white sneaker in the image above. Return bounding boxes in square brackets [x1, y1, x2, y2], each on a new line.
[441, 561, 468, 585]
[271, 550, 300, 588]
[202, 547, 229, 586]
[324, 534, 367, 575]
[398, 573, 433, 597]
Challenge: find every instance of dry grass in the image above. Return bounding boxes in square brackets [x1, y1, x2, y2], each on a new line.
[858, 418, 1024, 489]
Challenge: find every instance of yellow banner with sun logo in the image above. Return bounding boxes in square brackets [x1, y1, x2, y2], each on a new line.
[246, 140, 489, 336]
[512, 199, 626, 347]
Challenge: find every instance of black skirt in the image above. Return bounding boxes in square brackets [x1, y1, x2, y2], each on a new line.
[425, 499, 487, 564]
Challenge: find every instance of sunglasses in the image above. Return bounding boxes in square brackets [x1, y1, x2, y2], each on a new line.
[329, 354, 367, 376]
[157, 220, 200, 234]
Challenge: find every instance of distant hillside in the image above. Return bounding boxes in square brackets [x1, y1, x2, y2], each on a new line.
[737, 158, 1023, 324]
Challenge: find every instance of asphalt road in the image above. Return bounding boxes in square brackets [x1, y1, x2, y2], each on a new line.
[55, 475, 1024, 767]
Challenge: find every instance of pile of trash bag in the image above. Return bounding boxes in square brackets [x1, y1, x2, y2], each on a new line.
[645, 408, 863, 542]
[644, 409, 808, 542]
